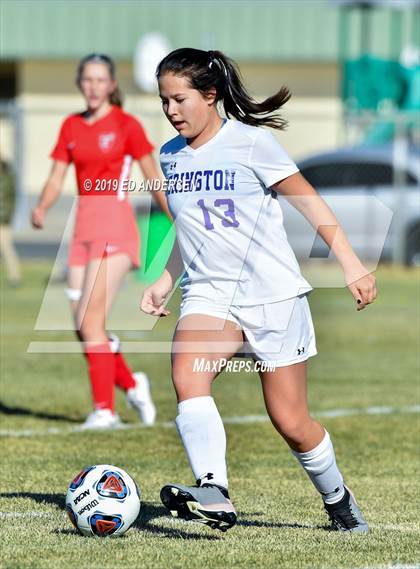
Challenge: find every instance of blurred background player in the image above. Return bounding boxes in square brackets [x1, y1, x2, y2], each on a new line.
[0, 154, 21, 287]
[142, 48, 377, 532]
[32, 53, 170, 429]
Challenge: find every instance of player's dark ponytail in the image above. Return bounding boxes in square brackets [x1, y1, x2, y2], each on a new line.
[77, 53, 123, 107]
[109, 86, 123, 107]
[156, 48, 291, 130]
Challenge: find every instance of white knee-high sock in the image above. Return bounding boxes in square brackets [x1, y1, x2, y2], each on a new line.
[175, 396, 228, 489]
[292, 430, 345, 504]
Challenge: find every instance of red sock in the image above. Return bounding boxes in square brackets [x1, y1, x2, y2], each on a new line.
[85, 343, 115, 411]
[114, 351, 136, 390]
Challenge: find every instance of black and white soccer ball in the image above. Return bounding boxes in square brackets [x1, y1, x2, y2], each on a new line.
[65, 464, 141, 537]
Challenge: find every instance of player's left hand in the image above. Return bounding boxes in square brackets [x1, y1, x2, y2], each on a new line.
[345, 270, 377, 311]
[31, 206, 46, 229]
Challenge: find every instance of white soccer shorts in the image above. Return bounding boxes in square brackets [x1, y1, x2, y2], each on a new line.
[178, 293, 317, 367]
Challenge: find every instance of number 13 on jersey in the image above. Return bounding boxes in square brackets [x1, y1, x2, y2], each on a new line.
[197, 198, 240, 230]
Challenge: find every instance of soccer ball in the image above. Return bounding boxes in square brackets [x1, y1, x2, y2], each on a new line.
[65, 464, 141, 537]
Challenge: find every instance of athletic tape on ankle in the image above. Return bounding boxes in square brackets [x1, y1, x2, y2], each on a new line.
[64, 287, 82, 301]
[108, 333, 120, 353]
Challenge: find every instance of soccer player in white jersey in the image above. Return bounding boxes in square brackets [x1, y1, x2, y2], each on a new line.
[141, 48, 377, 533]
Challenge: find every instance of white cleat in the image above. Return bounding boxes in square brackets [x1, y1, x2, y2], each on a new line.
[126, 372, 157, 426]
[80, 409, 122, 430]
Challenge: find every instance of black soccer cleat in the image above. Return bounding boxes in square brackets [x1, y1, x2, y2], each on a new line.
[160, 482, 237, 532]
[324, 486, 369, 533]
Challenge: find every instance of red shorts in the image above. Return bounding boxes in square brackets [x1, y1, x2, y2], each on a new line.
[68, 238, 140, 269]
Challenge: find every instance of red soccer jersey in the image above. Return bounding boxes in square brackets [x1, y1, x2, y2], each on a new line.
[51, 105, 154, 241]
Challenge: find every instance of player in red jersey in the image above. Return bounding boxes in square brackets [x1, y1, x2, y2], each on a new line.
[32, 53, 169, 429]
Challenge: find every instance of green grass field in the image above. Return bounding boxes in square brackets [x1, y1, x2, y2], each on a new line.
[0, 261, 419, 569]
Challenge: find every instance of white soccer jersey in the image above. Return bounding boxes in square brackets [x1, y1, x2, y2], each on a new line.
[160, 119, 312, 306]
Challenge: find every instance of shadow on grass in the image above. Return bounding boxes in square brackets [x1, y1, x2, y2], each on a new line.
[0, 493, 329, 535]
[0, 495, 219, 540]
[0, 401, 80, 423]
[137, 504, 329, 536]
[53, 502, 220, 541]
[237, 518, 328, 531]
[237, 510, 328, 530]
[0, 492, 66, 510]
[134, 502, 221, 540]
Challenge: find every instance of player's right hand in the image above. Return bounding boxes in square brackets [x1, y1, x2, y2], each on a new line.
[31, 206, 46, 229]
[140, 278, 172, 316]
